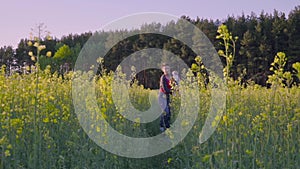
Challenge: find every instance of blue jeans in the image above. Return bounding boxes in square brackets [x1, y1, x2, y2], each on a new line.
[158, 92, 171, 128]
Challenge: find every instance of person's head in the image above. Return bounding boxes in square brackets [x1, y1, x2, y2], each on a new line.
[161, 63, 170, 75]
[172, 71, 178, 77]
[172, 71, 180, 82]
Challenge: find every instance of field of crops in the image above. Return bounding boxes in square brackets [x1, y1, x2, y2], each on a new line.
[0, 64, 299, 169]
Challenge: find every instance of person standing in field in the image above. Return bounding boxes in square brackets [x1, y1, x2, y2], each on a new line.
[159, 63, 172, 131]
[171, 70, 180, 85]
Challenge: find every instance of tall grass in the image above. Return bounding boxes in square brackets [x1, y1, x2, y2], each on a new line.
[0, 66, 299, 168]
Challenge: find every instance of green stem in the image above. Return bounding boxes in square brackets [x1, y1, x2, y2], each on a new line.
[33, 49, 40, 169]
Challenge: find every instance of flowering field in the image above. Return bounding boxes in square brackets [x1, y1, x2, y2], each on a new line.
[0, 65, 299, 169]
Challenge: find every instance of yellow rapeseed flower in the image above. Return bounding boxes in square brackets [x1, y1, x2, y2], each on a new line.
[28, 51, 33, 57]
[46, 35, 52, 40]
[43, 118, 49, 123]
[38, 45, 46, 51]
[165, 129, 174, 139]
[5, 150, 11, 157]
[167, 158, 172, 164]
[181, 119, 189, 127]
[27, 41, 33, 46]
[7, 144, 12, 149]
[46, 51, 52, 57]
[223, 115, 227, 122]
[96, 126, 101, 132]
[33, 42, 39, 47]
[31, 56, 36, 61]
[26, 66, 30, 71]
[218, 50, 225, 56]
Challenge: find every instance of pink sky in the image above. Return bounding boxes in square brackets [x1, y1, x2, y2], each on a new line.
[0, 0, 299, 48]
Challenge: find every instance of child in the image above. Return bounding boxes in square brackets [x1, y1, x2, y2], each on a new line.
[171, 71, 180, 95]
[171, 71, 180, 86]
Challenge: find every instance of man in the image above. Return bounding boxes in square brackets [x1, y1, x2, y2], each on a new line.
[158, 63, 172, 131]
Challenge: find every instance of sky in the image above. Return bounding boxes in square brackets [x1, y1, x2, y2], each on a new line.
[0, 0, 299, 48]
